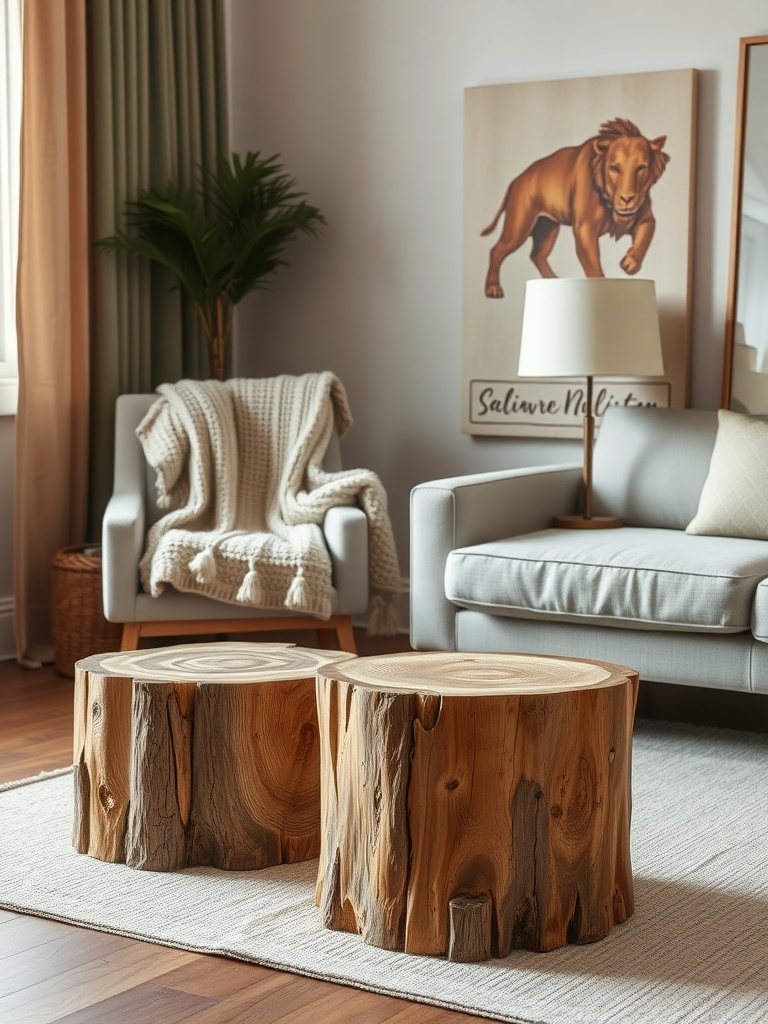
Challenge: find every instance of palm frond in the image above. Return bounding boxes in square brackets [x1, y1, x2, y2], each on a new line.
[96, 151, 325, 378]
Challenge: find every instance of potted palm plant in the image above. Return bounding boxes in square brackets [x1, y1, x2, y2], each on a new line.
[97, 151, 325, 380]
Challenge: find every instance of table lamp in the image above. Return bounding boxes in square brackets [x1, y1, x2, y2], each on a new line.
[518, 277, 664, 529]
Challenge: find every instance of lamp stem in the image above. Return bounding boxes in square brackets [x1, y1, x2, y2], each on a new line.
[553, 374, 620, 528]
[583, 374, 594, 520]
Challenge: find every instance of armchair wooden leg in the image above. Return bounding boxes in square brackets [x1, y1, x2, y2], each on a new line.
[316, 629, 335, 650]
[120, 623, 142, 651]
[333, 616, 357, 654]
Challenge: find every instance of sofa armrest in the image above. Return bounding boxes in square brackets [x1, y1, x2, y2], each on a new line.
[102, 492, 145, 622]
[410, 464, 581, 651]
[323, 505, 369, 615]
[752, 577, 768, 644]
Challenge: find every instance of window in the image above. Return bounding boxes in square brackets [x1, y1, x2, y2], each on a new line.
[0, 0, 21, 415]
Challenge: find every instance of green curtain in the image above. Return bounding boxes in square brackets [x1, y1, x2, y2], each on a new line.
[87, 0, 228, 538]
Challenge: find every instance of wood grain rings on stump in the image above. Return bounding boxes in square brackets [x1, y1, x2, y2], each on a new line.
[315, 651, 639, 958]
[72, 642, 353, 871]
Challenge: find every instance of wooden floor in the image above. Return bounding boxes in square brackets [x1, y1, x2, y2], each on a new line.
[0, 631, 489, 1024]
[4, 632, 766, 1023]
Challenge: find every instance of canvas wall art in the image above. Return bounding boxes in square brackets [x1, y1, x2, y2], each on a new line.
[462, 69, 698, 438]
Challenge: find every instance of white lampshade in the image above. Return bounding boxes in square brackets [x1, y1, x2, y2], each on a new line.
[518, 278, 664, 378]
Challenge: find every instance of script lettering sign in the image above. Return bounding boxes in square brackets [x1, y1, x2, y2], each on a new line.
[469, 380, 671, 432]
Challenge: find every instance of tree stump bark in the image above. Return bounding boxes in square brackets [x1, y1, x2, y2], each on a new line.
[315, 651, 638, 957]
[72, 642, 353, 871]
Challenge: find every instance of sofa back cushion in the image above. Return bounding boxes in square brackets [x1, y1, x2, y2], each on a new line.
[686, 410, 768, 540]
[591, 406, 719, 529]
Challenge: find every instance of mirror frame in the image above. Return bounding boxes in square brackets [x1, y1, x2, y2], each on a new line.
[721, 34, 768, 408]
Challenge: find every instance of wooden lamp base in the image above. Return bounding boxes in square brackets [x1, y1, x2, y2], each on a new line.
[553, 513, 623, 530]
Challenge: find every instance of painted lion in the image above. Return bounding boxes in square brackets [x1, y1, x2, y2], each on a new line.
[482, 118, 670, 296]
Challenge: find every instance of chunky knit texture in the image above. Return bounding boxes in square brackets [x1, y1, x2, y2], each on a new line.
[136, 374, 402, 634]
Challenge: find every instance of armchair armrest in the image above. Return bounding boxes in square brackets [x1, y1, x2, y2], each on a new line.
[102, 492, 145, 622]
[410, 464, 581, 651]
[323, 505, 369, 615]
[101, 394, 157, 623]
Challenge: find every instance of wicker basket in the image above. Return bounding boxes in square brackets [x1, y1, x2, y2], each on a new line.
[51, 544, 122, 677]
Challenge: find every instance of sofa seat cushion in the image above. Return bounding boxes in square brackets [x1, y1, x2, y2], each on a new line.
[445, 527, 768, 633]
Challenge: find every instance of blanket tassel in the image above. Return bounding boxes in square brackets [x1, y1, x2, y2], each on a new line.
[189, 547, 217, 585]
[285, 567, 310, 611]
[237, 566, 263, 605]
[367, 593, 399, 637]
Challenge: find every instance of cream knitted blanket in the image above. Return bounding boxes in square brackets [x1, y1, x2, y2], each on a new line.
[136, 374, 401, 634]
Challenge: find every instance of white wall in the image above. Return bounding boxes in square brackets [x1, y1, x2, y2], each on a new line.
[225, 0, 768, 579]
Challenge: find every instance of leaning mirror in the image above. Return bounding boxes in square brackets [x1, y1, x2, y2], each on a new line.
[722, 35, 768, 413]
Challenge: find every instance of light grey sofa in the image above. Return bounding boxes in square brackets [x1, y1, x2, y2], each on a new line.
[410, 406, 768, 694]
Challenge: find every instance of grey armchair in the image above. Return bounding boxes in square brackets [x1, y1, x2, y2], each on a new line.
[102, 393, 369, 652]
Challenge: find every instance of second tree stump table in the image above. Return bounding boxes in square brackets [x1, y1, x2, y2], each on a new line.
[72, 642, 353, 872]
[315, 651, 639, 959]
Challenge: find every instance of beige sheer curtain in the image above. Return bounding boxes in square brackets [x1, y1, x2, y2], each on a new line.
[14, 1, 90, 666]
[88, 0, 228, 535]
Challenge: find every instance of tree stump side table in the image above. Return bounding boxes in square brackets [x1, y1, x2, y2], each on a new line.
[315, 651, 639, 959]
[72, 642, 353, 872]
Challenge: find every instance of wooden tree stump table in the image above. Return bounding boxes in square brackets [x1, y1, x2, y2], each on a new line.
[72, 642, 353, 872]
[315, 651, 639, 959]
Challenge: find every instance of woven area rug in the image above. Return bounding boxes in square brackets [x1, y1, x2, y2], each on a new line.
[1, 720, 767, 1024]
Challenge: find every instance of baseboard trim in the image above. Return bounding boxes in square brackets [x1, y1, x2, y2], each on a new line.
[0, 597, 14, 661]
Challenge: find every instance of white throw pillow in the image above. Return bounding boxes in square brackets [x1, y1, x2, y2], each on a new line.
[686, 409, 768, 540]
